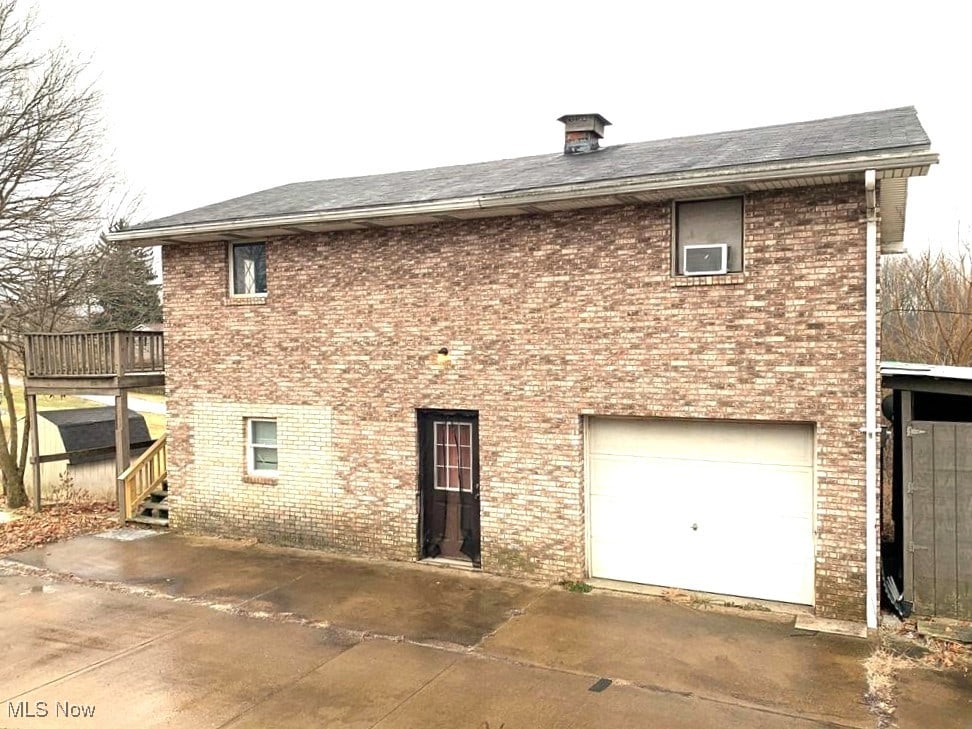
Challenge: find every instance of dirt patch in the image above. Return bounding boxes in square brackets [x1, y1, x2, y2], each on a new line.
[0, 501, 117, 557]
[866, 618, 972, 727]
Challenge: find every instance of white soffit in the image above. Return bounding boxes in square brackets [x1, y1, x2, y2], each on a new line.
[879, 177, 908, 254]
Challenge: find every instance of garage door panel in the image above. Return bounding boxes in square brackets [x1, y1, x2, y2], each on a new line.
[592, 456, 812, 518]
[698, 467, 813, 521]
[591, 539, 703, 587]
[589, 417, 815, 605]
[590, 418, 813, 467]
[694, 558, 813, 604]
[588, 455, 691, 496]
[588, 492, 689, 542]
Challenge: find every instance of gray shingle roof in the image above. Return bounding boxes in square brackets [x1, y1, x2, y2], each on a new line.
[134, 107, 930, 231]
[41, 407, 151, 465]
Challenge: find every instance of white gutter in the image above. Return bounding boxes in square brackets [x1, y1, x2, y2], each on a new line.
[864, 169, 879, 629]
[106, 149, 938, 245]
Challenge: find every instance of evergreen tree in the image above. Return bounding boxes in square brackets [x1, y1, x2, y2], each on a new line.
[86, 238, 162, 330]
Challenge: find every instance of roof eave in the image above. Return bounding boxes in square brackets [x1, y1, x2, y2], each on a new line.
[107, 148, 938, 246]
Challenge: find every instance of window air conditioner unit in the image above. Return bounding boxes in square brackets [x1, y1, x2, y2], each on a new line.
[683, 244, 728, 276]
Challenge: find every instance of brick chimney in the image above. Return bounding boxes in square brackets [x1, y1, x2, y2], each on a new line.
[558, 113, 611, 154]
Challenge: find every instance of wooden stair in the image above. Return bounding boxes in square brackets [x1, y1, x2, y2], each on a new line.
[132, 481, 169, 527]
[120, 434, 167, 527]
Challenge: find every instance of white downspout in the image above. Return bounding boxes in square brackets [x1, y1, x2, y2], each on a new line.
[864, 169, 878, 629]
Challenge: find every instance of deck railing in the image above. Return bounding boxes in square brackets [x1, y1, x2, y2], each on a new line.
[118, 435, 167, 520]
[25, 331, 164, 378]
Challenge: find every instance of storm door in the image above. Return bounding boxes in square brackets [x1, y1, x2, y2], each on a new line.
[418, 411, 480, 565]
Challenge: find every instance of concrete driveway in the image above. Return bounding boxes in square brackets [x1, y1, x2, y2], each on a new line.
[0, 530, 938, 728]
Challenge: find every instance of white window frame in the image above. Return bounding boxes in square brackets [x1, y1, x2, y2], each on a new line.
[246, 418, 278, 476]
[433, 420, 473, 492]
[673, 197, 744, 276]
[229, 242, 268, 297]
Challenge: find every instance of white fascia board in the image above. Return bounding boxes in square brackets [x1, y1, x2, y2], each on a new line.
[479, 150, 937, 208]
[105, 196, 486, 244]
[106, 149, 938, 246]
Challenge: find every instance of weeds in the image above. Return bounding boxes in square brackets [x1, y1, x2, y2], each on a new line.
[560, 580, 593, 594]
[49, 472, 93, 505]
[723, 600, 771, 612]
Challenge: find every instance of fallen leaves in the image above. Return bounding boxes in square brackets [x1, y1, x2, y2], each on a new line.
[892, 619, 972, 671]
[920, 637, 971, 671]
[0, 501, 117, 557]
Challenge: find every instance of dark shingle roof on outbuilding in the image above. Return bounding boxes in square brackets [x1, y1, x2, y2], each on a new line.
[40, 407, 151, 465]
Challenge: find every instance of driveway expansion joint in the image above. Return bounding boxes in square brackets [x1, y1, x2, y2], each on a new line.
[470, 584, 553, 651]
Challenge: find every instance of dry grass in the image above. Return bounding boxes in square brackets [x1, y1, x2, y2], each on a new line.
[661, 588, 711, 609]
[130, 390, 167, 404]
[0, 386, 100, 424]
[142, 411, 166, 440]
[866, 623, 972, 728]
[1, 384, 166, 439]
[864, 648, 910, 726]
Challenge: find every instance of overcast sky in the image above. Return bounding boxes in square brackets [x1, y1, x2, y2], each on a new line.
[33, 0, 971, 251]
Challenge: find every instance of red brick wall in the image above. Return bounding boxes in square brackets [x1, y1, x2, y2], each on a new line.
[162, 182, 870, 620]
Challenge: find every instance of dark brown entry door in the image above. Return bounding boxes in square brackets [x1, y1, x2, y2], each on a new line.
[418, 410, 480, 565]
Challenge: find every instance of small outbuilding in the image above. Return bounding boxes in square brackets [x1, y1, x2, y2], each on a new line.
[24, 407, 152, 502]
[882, 362, 972, 620]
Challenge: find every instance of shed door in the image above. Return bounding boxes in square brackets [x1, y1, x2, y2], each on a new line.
[588, 418, 815, 605]
[907, 421, 972, 619]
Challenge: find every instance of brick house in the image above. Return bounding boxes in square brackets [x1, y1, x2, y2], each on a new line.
[108, 107, 936, 625]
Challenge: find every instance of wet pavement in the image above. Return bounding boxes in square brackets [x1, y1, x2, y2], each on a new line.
[6, 531, 537, 647]
[896, 667, 972, 729]
[0, 529, 951, 728]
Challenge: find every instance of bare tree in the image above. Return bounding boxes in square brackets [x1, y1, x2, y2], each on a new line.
[882, 245, 972, 366]
[0, 0, 115, 508]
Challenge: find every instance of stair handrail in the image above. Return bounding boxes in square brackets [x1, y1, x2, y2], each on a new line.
[118, 434, 167, 520]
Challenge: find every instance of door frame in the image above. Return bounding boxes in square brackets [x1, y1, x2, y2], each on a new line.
[416, 408, 481, 566]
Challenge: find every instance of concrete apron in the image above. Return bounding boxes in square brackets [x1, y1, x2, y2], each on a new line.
[2, 531, 874, 728]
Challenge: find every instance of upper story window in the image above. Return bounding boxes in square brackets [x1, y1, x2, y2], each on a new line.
[230, 242, 267, 296]
[675, 198, 743, 276]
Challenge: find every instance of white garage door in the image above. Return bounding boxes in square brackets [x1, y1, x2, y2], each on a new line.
[588, 418, 814, 605]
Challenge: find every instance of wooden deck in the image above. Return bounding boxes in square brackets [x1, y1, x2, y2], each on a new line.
[22, 330, 166, 517]
[24, 331, 164, 392]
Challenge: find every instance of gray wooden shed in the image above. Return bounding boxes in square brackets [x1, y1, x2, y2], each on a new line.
[24, 407, 151, 502]
[882, 362, 972, 620]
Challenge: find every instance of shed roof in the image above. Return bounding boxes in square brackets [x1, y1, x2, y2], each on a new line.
[881, 362, 972, 383]
[40, 407, 151, 465]
[881, 361, 972, 398]
[107, 107, 936, 249]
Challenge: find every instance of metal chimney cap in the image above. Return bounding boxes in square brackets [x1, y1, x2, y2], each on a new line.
[557, 114, 612, 137]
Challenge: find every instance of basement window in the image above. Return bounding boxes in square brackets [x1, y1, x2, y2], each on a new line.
[230, 242, 267, 296]
[247, 418, 278, 475]
[674, 197, 743, 276]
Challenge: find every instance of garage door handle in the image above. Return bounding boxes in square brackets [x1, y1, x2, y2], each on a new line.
[691, 523, 698, 531]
